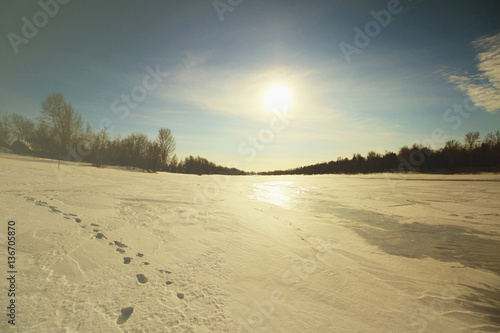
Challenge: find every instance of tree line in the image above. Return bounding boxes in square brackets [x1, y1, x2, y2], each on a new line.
[1, 93, 499, 175]
[260, 131, 500, 175]
[0, 93, 244, 175]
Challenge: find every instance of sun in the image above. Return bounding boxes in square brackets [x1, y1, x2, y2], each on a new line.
[263, 84, 292, 114]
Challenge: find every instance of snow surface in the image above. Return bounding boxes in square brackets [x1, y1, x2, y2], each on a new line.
[0, 153, 499, 332]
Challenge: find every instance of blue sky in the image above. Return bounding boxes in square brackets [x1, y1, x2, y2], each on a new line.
[1, 0, 499, 171]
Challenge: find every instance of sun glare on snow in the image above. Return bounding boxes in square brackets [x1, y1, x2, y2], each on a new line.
[263, 84, 292, 114]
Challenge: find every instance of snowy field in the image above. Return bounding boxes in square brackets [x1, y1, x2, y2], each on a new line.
[1, 153, 499, 332]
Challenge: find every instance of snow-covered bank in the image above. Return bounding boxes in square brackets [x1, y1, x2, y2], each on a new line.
[0, 154, 499, 332]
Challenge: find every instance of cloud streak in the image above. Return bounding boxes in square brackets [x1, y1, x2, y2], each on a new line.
[447, 32, 500, 113]
[155, 53, 342, 125]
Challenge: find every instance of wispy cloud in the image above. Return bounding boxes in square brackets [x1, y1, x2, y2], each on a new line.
[155, 52, 343, 124]
[446, 32, 500, 113]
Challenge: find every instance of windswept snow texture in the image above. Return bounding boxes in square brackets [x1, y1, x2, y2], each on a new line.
[0, 154, 499, 332]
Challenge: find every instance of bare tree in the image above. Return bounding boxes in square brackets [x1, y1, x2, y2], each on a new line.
[0, 111, 12, 145]
[33, 121, 52, 141]
[147, 141, 161, 172]
[464, 131, 480, 150]
[156, 128, 176, 170]
[444, 139, 462, 151]
[366, 151, 381, 159]
[122, 133, 149, 168]
[366, 151, 381, 172]
[168, 154, 178, 172]
[40, 93, 83, 151]
[92, 126, 110, 167]
[483, 130, 500, 147]
[9, 113, 35, 141]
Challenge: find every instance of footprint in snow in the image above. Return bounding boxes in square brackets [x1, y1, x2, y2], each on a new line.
[136, 274, 148, 283]
[114, 241, 128, 248]
[159, 269, 171, 274]
[96, 233, 107, 240]
[116, 306, 134, 325]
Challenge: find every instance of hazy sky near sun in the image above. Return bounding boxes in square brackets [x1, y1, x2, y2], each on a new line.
[1, 0, 499, 171]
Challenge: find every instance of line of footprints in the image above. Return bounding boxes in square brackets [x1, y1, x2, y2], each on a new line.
[93, 227, 184, 325]
[25, 197, 82, 223]
[24, 196, 183, 325]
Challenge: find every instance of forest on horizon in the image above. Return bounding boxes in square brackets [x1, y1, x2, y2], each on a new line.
[1, 93, 499, 176]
